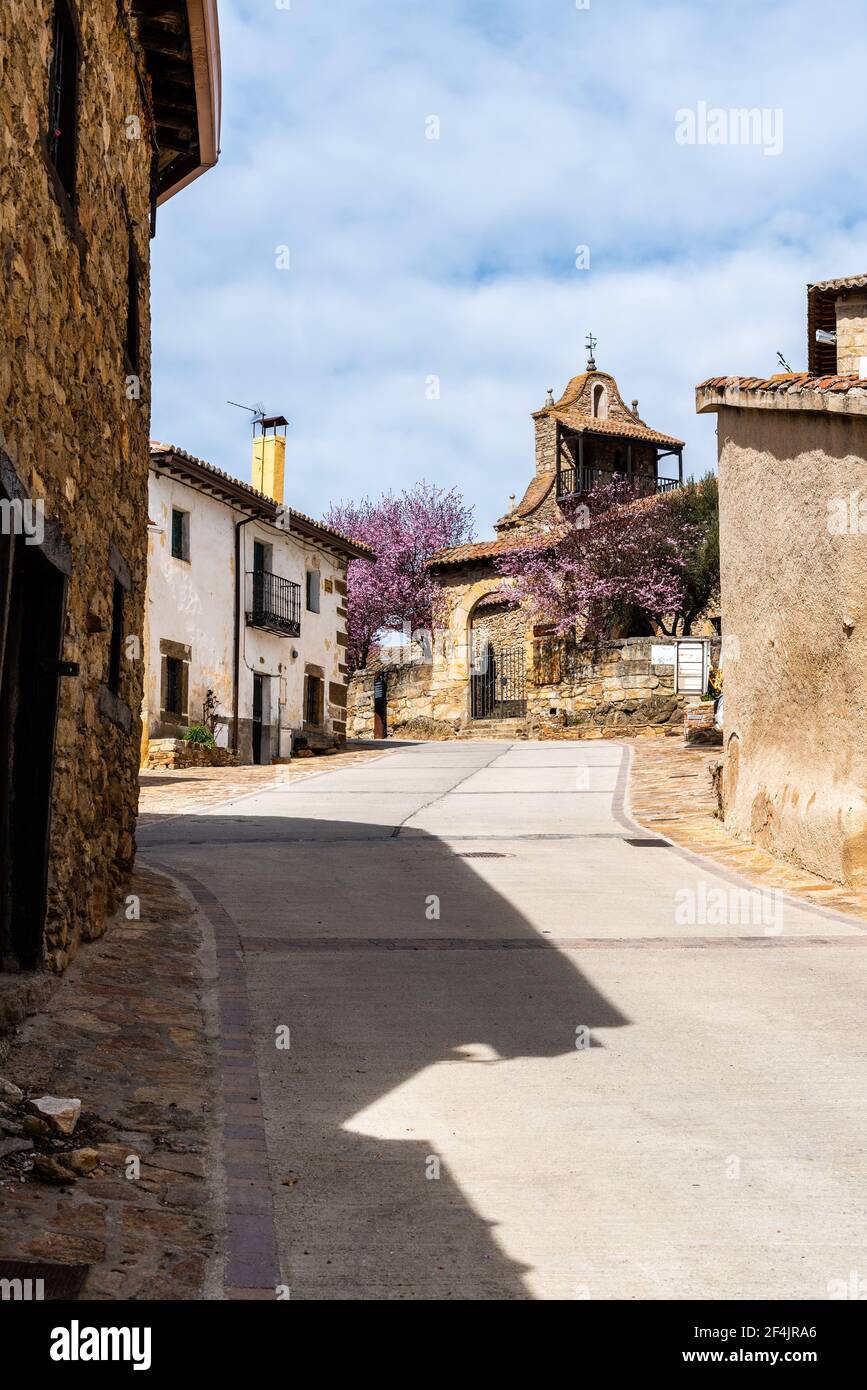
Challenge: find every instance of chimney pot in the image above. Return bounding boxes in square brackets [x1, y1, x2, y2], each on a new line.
[252, 415, 288, 505]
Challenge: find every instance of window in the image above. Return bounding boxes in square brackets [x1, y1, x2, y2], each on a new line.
[306, 570, 320, 613]
[171, 508, 189, 561]
[125, 235, 140, 372]
[47, 1, 79, 204]
[592, 383, 607, 419]
[160, 639, 190, 723]
[253, 540, 273, 574]
[164, 656, 184, 716]
[107, 580, 123, 695]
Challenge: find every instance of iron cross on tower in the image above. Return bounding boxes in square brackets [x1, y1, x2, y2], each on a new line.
[585, 332, 597, 370]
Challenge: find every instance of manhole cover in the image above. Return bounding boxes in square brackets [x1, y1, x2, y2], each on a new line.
[0, 1259, 89, 1300]
[456, 851, 509, 859]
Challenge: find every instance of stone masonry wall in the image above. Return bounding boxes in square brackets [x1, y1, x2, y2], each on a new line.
[143, 739, 239, 771]
[529, 636, 701, 736]
[1, 1, 154, 969]
[470, 600, 526, 655]
[835, 294, 867, 375]
[348, 635, 717, 740]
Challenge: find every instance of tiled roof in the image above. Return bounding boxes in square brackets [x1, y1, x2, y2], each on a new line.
[531, 370, 684, 447]
[551, 409, 684, 448]
[496, 473, 556, 526]
[697, 373, 867, 394]
[149, 442, 375, 558]
[808, 274, 867, 295]
[696, 374, 867, 417]
[428, 533, 558, 568]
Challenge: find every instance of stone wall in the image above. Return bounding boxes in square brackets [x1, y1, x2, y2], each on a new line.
[470, 599, 526, 655]
[348, 635, 717, 741]
[835, 294, 867, 375]
[529, 636, 702, 736]
[143, 739, 239, 771]
[1, 2, 154, 970]
[348, 661, 448, 739]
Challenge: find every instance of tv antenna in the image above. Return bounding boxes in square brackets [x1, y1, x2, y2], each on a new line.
[227, 399, 266, 426]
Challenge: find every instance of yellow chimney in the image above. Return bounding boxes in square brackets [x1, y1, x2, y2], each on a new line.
[252, 415, 288, 504]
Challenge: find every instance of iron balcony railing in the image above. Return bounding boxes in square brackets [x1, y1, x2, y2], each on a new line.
[556, 467, 680, 500]
[246, 570, 301, 636]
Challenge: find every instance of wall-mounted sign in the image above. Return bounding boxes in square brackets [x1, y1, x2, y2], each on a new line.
[651, 644, 676, 665]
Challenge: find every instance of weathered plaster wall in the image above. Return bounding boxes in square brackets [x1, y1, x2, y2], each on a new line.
[0, 0, 153, 969]
[716, 405, 867, 886]
[144, 469, 349, 762]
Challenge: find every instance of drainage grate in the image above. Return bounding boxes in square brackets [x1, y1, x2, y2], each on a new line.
[456, 851, 509, 859]
[624, 837, 670, 848]
[0, 1259, 89, 1300]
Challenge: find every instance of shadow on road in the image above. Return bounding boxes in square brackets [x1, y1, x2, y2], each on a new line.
[139, 807, 629, 1300]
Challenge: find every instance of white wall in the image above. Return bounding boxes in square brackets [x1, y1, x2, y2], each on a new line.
[144, 467, 348, 760]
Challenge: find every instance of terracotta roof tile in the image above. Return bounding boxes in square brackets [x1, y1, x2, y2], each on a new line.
[427, 532, 558, 568]
[808, 274, 867, 295]
[695, 373, 867, 419]
[495, 473, 556, 526]
[149, 442, 374, 558]
[551, 410, 684, 448]
[696, 372, 867, 395]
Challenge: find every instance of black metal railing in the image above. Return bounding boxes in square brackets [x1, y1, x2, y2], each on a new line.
[246, 571, 301, 636]
[556, 468, 681, 500]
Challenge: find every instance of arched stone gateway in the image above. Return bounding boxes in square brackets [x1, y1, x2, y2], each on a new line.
[468, 595, 528, 721]
[347, 359, 715, 740]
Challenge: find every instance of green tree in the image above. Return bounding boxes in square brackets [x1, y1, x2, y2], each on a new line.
[657, 472, 719, 634]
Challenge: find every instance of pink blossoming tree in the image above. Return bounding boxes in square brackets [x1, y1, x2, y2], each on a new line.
[325, 482, 475, 669]
[495, 478, 701, 640]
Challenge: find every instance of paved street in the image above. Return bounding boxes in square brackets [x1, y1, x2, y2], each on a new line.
[139, 740, 867, 1301]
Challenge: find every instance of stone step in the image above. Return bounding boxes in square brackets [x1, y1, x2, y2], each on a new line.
[456, 719, 529, 740]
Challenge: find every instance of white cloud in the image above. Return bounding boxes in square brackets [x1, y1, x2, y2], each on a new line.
[150, 0, 867, 532]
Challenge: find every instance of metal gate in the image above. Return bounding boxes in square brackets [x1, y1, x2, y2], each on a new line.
[470, 644, 526, 720]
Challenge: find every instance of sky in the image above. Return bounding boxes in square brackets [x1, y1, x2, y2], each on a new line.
[150, 0, 867, 537]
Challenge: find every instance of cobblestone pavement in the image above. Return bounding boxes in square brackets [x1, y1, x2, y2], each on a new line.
[0, 866, 217, 1299]
[626, 738, 867, 921]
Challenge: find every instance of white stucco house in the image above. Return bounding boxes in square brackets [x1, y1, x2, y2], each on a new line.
[143, 420, 372, 764]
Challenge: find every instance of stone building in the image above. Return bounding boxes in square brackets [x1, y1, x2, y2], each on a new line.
[696, 273, 867, 888]
[144, 425, 373, 764]
[349, 361, 710, 740]
[0, 2, 221, 973]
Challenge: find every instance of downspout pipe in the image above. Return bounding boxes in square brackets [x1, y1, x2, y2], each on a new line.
[233, 514, 255, 752]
